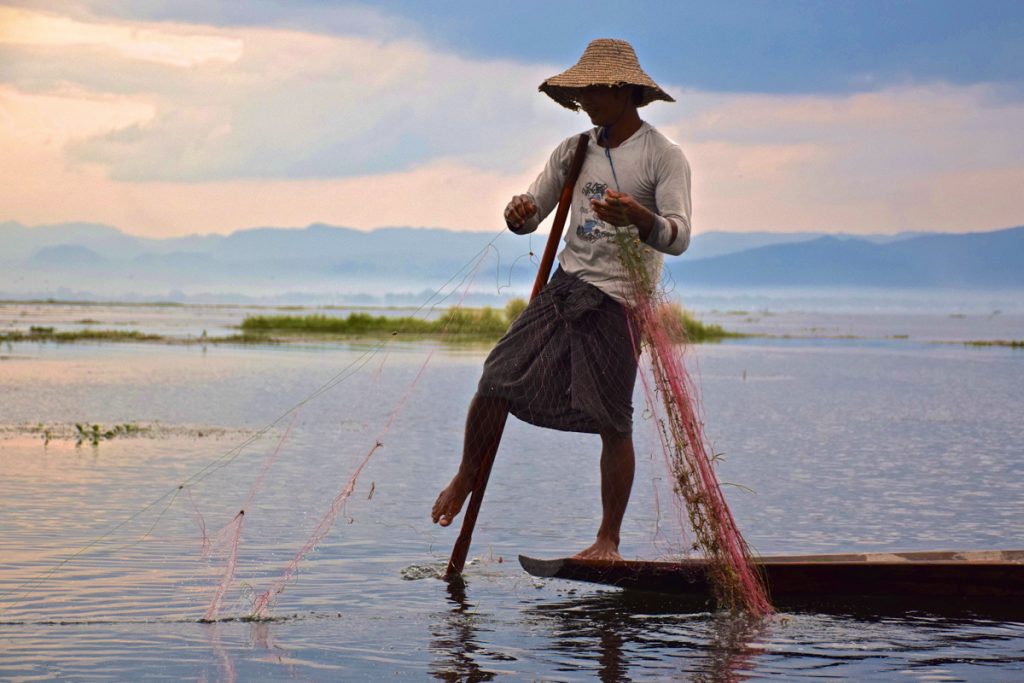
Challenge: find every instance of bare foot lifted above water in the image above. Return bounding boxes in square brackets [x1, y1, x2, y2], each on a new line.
[432, 475, 472, 527]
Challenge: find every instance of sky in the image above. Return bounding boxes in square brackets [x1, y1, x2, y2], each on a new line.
[1, 0, 1023, 238]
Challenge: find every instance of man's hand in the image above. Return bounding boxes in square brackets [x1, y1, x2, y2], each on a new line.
[504, 194, 538, 229]
[591, 190, 655, 240]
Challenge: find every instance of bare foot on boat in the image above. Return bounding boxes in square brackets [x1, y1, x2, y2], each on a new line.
[572, 537, 623, 561]
[431, 474, 472, 527]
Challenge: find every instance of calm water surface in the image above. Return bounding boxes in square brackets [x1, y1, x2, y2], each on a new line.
[1, 306, 1023, 680]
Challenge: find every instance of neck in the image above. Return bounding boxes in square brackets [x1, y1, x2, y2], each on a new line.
[601, 109, 642, 148]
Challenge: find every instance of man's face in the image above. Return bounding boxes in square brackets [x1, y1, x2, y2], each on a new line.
[573, 86, 632, 127]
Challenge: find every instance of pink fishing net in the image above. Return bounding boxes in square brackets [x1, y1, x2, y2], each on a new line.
[614, 231, 771, 615]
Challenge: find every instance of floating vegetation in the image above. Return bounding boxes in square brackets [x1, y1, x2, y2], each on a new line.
[5, 422, 249, 444]
[241, 298, 738, 343]
[0, 327, 161, 343]
[242, 300, 519, 340]
[658, 304, 745, 343]
[74, 423, 145, 446]
[0, 301, 740, 346]
[961, 340, 1024, 348]
[0, 327, 274, 346]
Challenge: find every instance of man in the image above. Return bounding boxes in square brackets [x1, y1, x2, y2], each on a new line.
[432, 39, 691, 561]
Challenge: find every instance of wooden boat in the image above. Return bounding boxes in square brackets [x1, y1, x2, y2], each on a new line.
[519, 549, 1024, 600]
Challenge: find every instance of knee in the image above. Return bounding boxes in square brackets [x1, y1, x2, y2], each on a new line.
[600, 429, 633, 450]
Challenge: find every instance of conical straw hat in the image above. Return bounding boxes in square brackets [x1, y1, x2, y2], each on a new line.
[540, 38, 675, 111]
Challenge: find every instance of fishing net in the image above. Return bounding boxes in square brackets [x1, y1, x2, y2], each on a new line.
[468, 228, 771, 615]
[2, 225, 770, 621]
[613, 230, 771, 615]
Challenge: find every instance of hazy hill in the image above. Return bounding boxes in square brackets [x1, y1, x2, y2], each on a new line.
[682, 230, 923, 260]
[2, 220, 1022, 301]
[666, 226, 1024, 288]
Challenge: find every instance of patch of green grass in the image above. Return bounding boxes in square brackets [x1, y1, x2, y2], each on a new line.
[241, 298, 744, 343]
[74, 422, 145, 446]
[3, 297, 743, 346]
[0, 298, 185, 307]
[0, 328, 162, 343]
[659, 303, 745, 343]
[241, 299, 529, 340]
[962, 339, 1024, 348]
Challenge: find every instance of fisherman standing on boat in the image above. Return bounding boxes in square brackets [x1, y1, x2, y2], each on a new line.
[432, 39, 691, 561]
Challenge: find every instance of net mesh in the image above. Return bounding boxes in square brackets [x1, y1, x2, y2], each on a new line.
[469, 227, 771, 614]
[1, 227, 771, 620]
[614, 230, 771, 614]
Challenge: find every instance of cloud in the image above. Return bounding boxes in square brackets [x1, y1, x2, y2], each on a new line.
[1, 6, 1022, 238]
[0, 83, 155, 145]
[2, 7, 571, 182]
[0, 139, 538, 237]
[650, 86, 1024, 233]
[0, 6, 243, 67]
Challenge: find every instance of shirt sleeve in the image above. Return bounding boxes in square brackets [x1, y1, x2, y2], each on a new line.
[645, 145, 692, 255]
[508, 135, 576, 235]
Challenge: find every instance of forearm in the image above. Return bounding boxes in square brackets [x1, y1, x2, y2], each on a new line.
[645, 213, 690, 255]
[598, 195, 688, 255]
[632, 205, 656, 242]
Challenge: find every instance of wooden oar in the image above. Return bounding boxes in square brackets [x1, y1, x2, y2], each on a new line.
[446, 132, 590, 578]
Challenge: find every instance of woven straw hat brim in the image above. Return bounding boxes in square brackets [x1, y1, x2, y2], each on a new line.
[539, 38, 675, 111]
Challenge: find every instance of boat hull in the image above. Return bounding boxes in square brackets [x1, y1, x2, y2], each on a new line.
[519, 549, 1024, 599]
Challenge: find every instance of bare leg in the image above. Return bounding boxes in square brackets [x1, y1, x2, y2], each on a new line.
[574, 431, 635, 561]
[432, 394, 508, 527]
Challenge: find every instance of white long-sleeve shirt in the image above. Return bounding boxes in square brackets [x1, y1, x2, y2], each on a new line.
[513, 122, 691, 303]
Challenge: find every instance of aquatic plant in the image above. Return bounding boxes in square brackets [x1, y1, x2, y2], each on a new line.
[240, 307, 510, 339]
[239, 301, 736, 343]
[74, 422, 143, 446]
[962, 339, 1024, 348]
[0, 328, 161, 343]
[504, 297, 528, 323]
[657, 303, 744, 343]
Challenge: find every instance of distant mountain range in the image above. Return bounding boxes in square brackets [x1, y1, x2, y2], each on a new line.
[1, 220, 1022, 303]
[666, 227, 1024, 289]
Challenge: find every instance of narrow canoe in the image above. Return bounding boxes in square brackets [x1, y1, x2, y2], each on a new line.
[519, 549, 1024, 599]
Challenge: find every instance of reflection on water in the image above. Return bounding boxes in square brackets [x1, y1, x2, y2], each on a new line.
[1, 306, 1023, 679]
[201, 623, 236, 683]
[523, 591, 768, 682]
[430, 576, 498, 682]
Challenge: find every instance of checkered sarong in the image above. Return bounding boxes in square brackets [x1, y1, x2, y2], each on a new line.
[478, 268, 639, 436]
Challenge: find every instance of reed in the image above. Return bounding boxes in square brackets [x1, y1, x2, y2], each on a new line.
[0, 327, 161, 342]
[241, 302, 520, 340]
[962, 339, 1024, 348]
[658, 304, 745, 343]
[240, 299, 738, 342]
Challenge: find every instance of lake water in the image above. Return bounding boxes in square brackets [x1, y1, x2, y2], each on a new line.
[1, 302, 1023, 680]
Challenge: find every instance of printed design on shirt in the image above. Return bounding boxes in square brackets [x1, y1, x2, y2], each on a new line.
[576, 181, 612, 242]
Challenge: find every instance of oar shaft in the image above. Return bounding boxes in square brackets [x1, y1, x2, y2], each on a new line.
[445, 411, 507, 577]
[446, 133, 589, 578]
